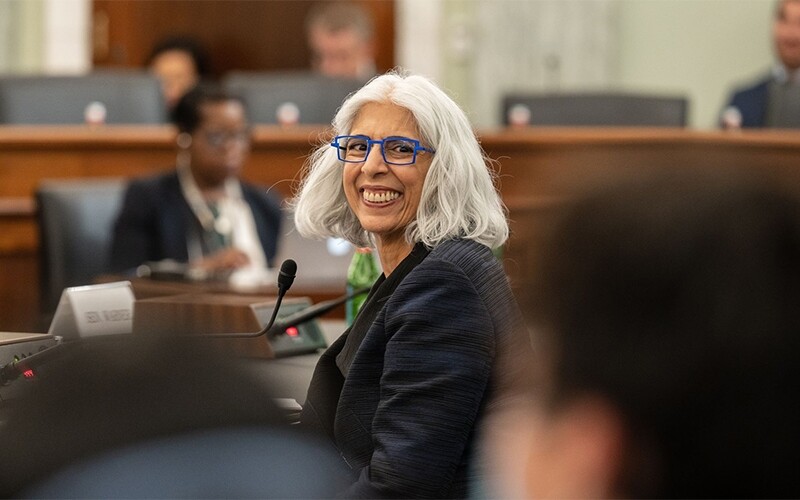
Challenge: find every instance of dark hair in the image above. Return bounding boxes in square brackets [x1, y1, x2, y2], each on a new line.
[512, 171, 800, 497]
[146, 35, 212, 77]
[170, 83, 247, 133]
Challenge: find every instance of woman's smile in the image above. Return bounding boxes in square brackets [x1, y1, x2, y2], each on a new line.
[360, 187, 402, 204]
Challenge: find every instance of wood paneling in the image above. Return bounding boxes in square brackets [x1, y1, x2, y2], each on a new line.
[4, 126, 800, 332]
[92, 0, 395, 76]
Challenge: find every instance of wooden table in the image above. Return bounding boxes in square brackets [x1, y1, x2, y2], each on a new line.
[4, 125, 800, 331]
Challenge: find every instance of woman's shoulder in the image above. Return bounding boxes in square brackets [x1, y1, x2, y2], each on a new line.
[416, 239, 520, 329]
[389, 239, 517, 332]
[426, 239, 497, 269]
[404, 239, 507, 294]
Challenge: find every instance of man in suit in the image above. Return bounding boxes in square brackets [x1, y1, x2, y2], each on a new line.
[722, 0, 800, 128]
[305, 2, 376, 80]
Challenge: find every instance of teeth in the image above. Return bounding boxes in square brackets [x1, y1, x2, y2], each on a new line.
[363, 190, 400, 203]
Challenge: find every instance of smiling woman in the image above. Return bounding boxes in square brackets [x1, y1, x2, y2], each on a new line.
[290, 70, 522, 498]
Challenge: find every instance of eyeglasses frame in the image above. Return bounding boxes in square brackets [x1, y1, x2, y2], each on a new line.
[331, 134, 435, 166]
[201, 128, 252, 149]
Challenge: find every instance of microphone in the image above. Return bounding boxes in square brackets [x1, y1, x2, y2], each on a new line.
[277, 258, 297, 293]
[0, 259, 299, 384]
[204, 259, 296, 339]
[268, 286, 370, 337]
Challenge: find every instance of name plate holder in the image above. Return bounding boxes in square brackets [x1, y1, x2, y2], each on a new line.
[48, 281, 135, 339]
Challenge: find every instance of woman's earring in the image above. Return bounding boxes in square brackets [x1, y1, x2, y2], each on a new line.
[176, 132, 192, 150]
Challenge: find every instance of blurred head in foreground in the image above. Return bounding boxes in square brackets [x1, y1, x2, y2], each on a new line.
[0, 336, 345, 498]
[485, 171, 800, 498]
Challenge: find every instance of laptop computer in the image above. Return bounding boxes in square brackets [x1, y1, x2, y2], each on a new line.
[274, 210, 357, 291]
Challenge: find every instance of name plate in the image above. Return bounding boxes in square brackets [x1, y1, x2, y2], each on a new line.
[48, 281, 135, 339]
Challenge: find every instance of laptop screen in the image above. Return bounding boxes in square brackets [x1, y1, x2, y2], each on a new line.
[274, 211, 358, 291]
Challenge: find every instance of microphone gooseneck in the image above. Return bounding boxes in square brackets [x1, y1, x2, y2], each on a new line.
[202, 259, 297, 339]
[262, 259, 297, 335]
[267, 285, 370, 338]
[0, 259, 302, 384]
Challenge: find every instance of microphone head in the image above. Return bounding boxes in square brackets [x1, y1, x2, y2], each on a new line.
[277, 259, 297, 292]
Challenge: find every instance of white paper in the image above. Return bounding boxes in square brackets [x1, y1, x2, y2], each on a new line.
[48, 281, 134, 338]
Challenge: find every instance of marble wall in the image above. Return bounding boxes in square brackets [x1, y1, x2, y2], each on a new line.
[0, 0, 88, 75]
[398, 0, 618, 127]
[396, 0, 773, 128]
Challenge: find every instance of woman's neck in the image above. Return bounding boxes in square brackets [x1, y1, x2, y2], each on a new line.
[375, 237, 415, 276]
[191, 173, 227, 201]
[200, 185, 226, 202]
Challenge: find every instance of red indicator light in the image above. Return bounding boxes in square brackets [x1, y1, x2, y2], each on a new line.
[285, 326, 299, 337]
[22, 369, 35, 379]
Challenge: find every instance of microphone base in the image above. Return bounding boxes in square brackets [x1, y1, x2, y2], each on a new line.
[132, 293, 327, 358]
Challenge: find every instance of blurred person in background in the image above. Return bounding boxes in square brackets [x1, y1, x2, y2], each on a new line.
[110, 83, 282, 282]
[721, 0, 800, 128]
[305, 2, 376, 80]
[483, 171, 800, 498]
[147, 35, 212, 113]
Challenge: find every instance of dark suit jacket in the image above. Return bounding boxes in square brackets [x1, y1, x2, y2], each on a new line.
[724, 75, 771, 128]
[109, 170, 282, 273]
[300, 239, 523, 498]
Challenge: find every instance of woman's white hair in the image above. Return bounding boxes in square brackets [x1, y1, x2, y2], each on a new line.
[292, 69, 509, 250]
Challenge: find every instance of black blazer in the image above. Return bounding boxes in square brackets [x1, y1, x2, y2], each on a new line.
[109, 170, 282, 273]
[724, 75, 770, 128]
[301, 239, 523, 498]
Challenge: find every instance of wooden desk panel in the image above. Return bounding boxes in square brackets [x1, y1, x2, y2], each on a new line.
[0, 125, 327, 198]
[481, 128, 800, 201]
[4, 125, 800, 332]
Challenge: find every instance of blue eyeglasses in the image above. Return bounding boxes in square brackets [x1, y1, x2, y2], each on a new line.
[331, 135, 435, 166]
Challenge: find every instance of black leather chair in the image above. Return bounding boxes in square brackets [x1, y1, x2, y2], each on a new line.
[222, 71, 365, 125]
[36, 178, 127, 319]
[501, 92, 689, 127]
[0, 71, 167, 124]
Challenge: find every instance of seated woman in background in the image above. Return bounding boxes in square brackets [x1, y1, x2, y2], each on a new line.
[293, 70, 522, 498]
[147, 35, 212, 113]
[483, 171, 800, 498]
[110, 84, 282, 281]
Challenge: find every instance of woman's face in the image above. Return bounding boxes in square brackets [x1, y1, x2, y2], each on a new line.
[342, 102, 433, 246]
[150, 49, 199, 109]
[189, 100, 250, 188]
